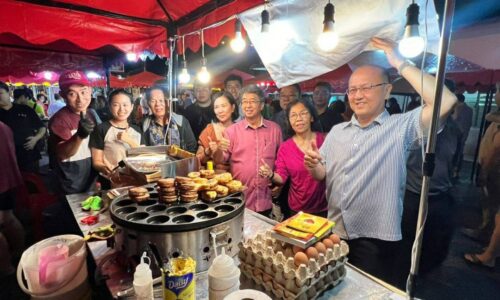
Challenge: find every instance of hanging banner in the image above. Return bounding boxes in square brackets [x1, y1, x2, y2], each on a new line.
[240, 0, 440, 88]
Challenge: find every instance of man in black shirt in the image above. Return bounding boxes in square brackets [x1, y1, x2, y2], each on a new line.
[0, 82, 46, 172]
[184, 80, 215, 140]
[312, 82, 343, 133]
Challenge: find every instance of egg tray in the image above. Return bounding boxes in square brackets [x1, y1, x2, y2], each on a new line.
[109, 185, 245, 232]
[238, 231, 349, 300]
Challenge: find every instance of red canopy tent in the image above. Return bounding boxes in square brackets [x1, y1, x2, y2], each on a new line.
[110, 71, 165, 88]
[0, 0, 264, 57]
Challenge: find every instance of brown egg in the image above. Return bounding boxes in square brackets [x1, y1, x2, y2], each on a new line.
[305, 247, 319, 260]
[329, 233, 341, 245]
[314, 241, 326, 254]
[292, 245, 303, 254]
[322, 238, 334, 249]
[294, 251, 308, 267]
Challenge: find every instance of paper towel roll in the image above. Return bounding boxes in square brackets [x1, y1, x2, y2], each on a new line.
[223, 289, 272, 300]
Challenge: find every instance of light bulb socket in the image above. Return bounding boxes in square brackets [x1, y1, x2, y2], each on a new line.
[201, 58, 207, 67]
[406, 3, 420, 26]
[235, 19, 242, 33]
[403, 24, 420, 39]
[323, 3, 335, 24]
[261, 9, 270, 32]
[323, 20, 334, 33]
[182, 60, 188, 69]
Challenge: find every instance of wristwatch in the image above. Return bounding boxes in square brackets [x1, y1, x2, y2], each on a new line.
[398, 60, 416, 75]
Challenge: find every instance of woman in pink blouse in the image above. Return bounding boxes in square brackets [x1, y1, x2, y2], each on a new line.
[260, 99, 328, 217]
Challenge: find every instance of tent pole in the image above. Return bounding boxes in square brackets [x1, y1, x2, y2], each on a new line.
[407, 0, 455, 298]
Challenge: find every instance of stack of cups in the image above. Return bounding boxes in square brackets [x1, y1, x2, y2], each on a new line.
[133, 252, 153, 300]
[208, 248, 240, 300]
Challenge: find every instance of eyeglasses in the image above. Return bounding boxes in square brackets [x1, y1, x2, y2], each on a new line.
[346, 83, 388, 96]
[241, 100, 261, 106]
[149, 99, 165, 105]
[289, 110, 310, 121]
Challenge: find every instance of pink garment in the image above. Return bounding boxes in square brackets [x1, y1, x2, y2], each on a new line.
[223, 119, 282, 212]
[275, 133, 327, 213]
[0, 121, 23, 193]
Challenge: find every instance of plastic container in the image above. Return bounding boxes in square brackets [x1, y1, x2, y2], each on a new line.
[208, 247, 240, 300]
[133, 252, 153, 300]
[17, 234, 89, 300]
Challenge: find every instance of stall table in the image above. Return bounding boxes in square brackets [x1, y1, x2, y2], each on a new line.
[67, 193, 406, 299]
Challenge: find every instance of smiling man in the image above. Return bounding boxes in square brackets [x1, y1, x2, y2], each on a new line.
[49, 71, 100, 194]
[304, 37, 457, 283]
[214, 84, 282, 215]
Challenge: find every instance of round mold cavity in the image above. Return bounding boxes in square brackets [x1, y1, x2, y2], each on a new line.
[189, 204, 209, 211]
[214, 205, 235, 213]
[126, 212, 149, 221]
[146, 215, 170, 224]
[116, 206, 137, 215]
[146, 205, 167, 213]
[137, 199, 156, 206]
[146, 187, 155, 192]
[197, 211, 218, 219]
[115, 199, 134, 207]
[223, 198, 242, 205]
[149, 192, 159, 198]
[166, 206, 188, 215]
[172, 215, 195, 224]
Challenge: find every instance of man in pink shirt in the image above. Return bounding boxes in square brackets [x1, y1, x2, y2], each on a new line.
[215, 85, 282, 215]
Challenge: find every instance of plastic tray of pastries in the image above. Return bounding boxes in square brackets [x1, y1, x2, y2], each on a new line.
[238, 231, 349, 300]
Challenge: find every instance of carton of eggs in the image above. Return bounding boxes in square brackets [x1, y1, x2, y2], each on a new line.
[238, 230, 349, 300]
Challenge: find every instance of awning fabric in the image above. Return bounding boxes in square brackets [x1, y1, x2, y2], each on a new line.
[0, 0, 264, 57]
[110, 72, 165, 88]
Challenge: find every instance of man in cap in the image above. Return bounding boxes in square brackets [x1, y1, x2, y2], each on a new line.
[49, 71, 100, 194]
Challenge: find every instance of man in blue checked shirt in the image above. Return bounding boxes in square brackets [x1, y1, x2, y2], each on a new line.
[304, 37, 457, 285]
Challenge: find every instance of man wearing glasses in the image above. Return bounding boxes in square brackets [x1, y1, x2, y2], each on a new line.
[304, 37, 457, 284]
[214, 84, 282, 216]
[273, 84, 301, 140]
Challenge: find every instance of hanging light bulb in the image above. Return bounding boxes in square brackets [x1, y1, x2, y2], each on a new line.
[399, 2, 425, 58]
[261, 8, 270, 33]
[178, 36, 191, 84]
[126, 52, 137, 62]
[197, 58, 211, 84]
[43, 71, 53, 80]
[197, 30, 211, 84]
[317, 2, 339, 51]
[230, 19, 246, 53]
[179, 60, 191, 84]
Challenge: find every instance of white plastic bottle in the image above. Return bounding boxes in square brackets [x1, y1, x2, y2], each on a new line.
[208, 247, 241, 300]
[133, 252, 153, 300]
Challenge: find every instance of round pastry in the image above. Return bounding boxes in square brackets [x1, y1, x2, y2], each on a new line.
[157, 178, 175, 188]
[178, 183, 200, 192]
[128, 187, 149, 197]
[226, 180, 243, 193]
[215, 172, 232, 184]
[160, 195, 178, 203]
[132, 193, 150, 202]
[201, 190, 217, 202]
[215, 185, 229, 197]
[200, 169, 215, 178]
[187, 171, 201, 179]
[206, 179, 218, 189]
[180, 192, 199, 202]
[175, 176, 193, 185]
[158, 186, 176, 194]
[193, 177, 208, 184]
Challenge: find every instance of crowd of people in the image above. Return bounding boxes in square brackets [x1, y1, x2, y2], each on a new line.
[0, 37, 498, 288]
